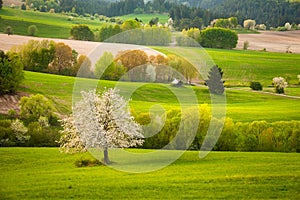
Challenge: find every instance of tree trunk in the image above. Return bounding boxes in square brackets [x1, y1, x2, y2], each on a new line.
[103, 148, 110, 165]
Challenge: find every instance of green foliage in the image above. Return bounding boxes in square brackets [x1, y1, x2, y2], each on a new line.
[26, 122, 60, 147]
[27, 25, 38, 36]
[11, 40, 56, 72]
[0, 0, 2, 9]
[48, 42, 78, 76]
[94, 51, 115, 79]
[0, 120, 13, 146]
[70, 24, 94, 41]
[200, 27, 238, 49]
[19, 94, 57, 124]
[5, 26, 13, 35]
[121, 19, 141, 31]
[0, 51, 24, 94]
[95, 24, 122, 42]
[250, 82, 263, 91]
[243, 40, 249, 50]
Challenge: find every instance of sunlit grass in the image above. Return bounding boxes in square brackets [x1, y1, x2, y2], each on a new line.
[0, 148, 299, 199]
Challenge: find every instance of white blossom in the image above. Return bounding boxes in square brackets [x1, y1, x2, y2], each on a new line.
[272, 77, 288, 94]
[285, 22, 291, 31]
[11, 119, 30, 143]
[58, 116, 87, 154]
[58, 88, 144, 162]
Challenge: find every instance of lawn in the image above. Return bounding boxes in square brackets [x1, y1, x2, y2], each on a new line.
[0, 148, 299, 199]
[21, 71, 300, 122]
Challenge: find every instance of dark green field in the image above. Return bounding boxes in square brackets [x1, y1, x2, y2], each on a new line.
[0, 148, 299, 199]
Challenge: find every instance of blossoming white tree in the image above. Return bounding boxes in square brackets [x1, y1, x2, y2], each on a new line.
[58, 88, 144, 164]
[272, 77, 288, 94]
[297, 74, 300, 84]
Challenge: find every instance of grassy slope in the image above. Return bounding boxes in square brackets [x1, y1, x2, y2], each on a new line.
[21, 71, 300, 122]
[0, 8, 104, 38]
[0, 148, 299, 199]
[0, 8, 169, 38]
[118, 13, 169, 24]
[154, 47, 300, 86]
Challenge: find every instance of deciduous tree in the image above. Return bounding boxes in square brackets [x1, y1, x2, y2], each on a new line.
[0, 51, 24, 94]
[59, 89, 144, 164]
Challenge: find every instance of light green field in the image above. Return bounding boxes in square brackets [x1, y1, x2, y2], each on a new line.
[0, 8, 105, 38]
[118, 13, 169, 24]
[21, 71, 300, 122]
[154, 47, 300, 86]
[0, 148, 299, 199]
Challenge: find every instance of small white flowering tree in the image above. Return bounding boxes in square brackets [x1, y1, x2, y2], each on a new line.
[11, 119, 30, 144]
[58, 88, 144, 164]
[272, 77, 288, 94]
[297, 75, 300, 84]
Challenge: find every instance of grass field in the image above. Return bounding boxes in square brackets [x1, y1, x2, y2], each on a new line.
[0, 8, 105, 38]
[0, 8, 169, 38]
[0, 148, 299, 199]
[21, 71, 300, 122]
[154, 47, 300, 86]
[118, 13, 169, 24]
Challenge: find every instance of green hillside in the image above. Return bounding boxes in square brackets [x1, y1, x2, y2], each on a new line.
[21, 71, 300, 122]
[0, 8, 104, 38]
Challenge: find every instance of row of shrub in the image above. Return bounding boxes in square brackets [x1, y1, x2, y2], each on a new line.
[70, 22, 171, 45]
[1, 105, 299, 152]
[133, 105, 300, 153]
[1, 93, 299, 152]
[0, 94, 60, 147]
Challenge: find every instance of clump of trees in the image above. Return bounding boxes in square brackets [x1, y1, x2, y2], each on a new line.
[0, 50, 24, 95]
[10, 40, 92, 77]
[0, 94, 60, 147]
[80, 21, 171, 46]
[133, 106, 300, 152]
[178, 27, 238, 49]
[93, 50, 198, 84]
[200, 28, 238, 49]
[211, 17, 238, 29]
[70, 25, 94, 41]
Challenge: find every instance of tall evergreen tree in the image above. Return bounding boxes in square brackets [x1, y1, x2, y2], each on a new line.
[0, 0, 3, 9]
[205, 65, 224, 95]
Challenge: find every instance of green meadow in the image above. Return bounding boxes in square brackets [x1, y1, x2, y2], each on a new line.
[0, 148, 299, 199]
[0, 8, 169, 38]
[118, 13, 169, 24]
[0, 8, 105, 38]
[21, 70, 300, 122]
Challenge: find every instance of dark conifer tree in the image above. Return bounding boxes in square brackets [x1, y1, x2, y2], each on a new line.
[205, 65, 224, 95]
